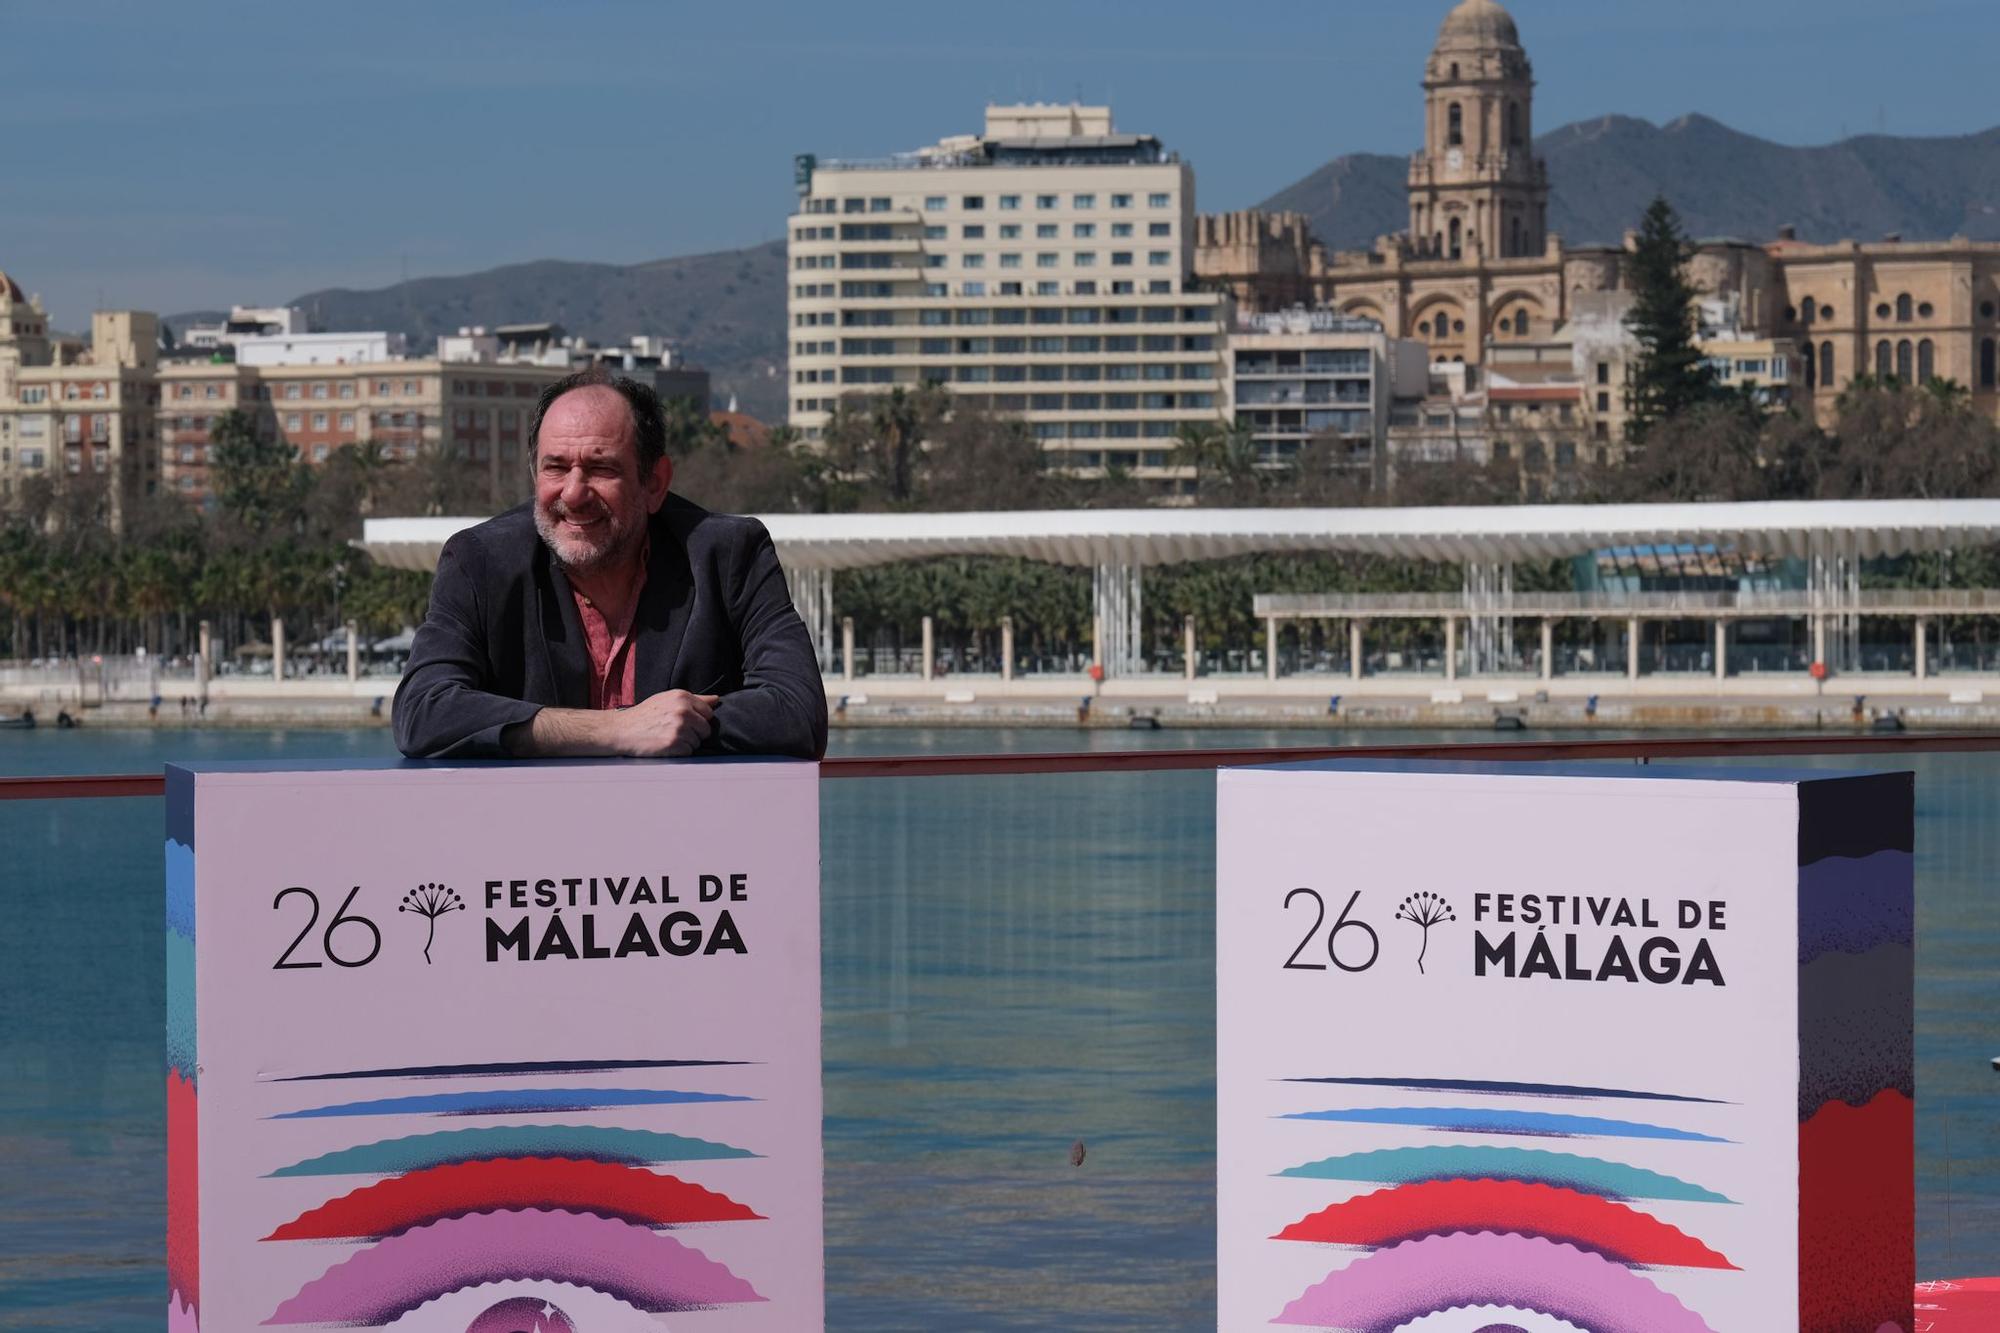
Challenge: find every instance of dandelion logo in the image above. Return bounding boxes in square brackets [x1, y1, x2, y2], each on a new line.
[1394, 892, 1457, 975]
[399, 882, 466, 964]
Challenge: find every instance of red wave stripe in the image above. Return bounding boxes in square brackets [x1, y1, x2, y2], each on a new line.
[263, 1156, 763, 1241]
[1273, 1177, 1737, 1270]
[166, 1069, 199, 1312]
[1801, 1090, 1914, 1333]
[1916, 1278, 2000, 1333]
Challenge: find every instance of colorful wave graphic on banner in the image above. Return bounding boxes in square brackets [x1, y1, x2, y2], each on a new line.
[265, 1208, 764, 1325]
[165, 814, 199, 1329]
[272, 1086, 750, 1119]
[268, 1124, 758, 1177]
[1273, 1178, 1737, 1269]
[271, 1057, 751, 1081]
[1272, 1231, 1716, 1332]
[265, 1157, 762, 1240]
[1280, 1106, 1730, 1143]
[1276, 1145, 1735, 1204]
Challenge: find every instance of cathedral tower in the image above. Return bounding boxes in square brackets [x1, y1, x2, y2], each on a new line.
[1408, 0, 1549, 262]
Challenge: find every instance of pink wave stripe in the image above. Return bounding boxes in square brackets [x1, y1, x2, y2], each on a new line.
[1273, 1230, 1717, 1333]
[264, 1208, 764, 1325]
[168, 1294, 199, 1333]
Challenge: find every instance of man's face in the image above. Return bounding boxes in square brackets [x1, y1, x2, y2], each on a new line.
[532, 386, 671, 576]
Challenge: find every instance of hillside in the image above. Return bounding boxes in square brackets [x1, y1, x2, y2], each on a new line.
[166, 116, 2000, 428]
[1260, 116, 2000, 251]
[175, 242, 790, 422]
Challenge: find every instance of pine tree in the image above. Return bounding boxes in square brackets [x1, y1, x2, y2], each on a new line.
[1624, 197, 1717, 441]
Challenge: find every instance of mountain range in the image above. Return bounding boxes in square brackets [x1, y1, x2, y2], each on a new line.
[170, 115, 2000, 424]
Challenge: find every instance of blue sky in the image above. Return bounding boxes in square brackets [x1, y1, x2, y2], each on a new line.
[4, 0, 1993, 329]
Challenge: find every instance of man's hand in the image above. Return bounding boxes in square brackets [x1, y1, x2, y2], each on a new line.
[611, 690, 719, 757]
[502, 692, 720, 758]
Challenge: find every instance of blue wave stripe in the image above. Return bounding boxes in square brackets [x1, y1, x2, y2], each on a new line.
[1798, 850, 1913, 963]
[1281, 1106, 1730, 1143]
[165, 839, 195, 943]
[1275, 1145, 1736, 1203]
[271, 1087, 752, 1119]
[1283, 1076, 1723, 1104]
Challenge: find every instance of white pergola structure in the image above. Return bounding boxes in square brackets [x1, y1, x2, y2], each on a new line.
[361, 500, 2000, 678]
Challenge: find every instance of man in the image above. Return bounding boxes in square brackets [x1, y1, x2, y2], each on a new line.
[393, 366, 827, 760]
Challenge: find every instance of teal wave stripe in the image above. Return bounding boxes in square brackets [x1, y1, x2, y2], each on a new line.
[166, 928, 195, 1082]
[165, 839, 195, 943]
[1276, 1145, 1736, 1204]
[267, 1124, 761, 1177]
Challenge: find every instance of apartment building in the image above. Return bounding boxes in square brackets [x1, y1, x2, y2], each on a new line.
[0, 279, 162, 524]
[787, 104, 1230, 480]
[1228, 309, 1427, 486]
[158, 356, 569, 506]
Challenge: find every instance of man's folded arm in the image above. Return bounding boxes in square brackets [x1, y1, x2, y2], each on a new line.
[392, 535, 542, 759]
[704, 523, 829, 760]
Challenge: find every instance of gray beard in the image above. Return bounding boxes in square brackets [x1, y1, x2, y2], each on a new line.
[534, 504, 642, 577]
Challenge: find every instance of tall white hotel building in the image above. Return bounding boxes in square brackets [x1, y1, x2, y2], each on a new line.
[786, 104, 1230, 482]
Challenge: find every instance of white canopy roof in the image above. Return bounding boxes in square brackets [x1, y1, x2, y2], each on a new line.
[361, 500, 2000, 573]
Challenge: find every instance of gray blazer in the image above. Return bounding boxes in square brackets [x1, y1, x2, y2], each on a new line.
[392, 494, 828, 760]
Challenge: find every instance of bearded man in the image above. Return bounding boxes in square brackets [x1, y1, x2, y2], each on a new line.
[392, 366, 827, 760]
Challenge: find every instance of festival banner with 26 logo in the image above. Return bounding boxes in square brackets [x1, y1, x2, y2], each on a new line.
[1216, 760, 1913, 1333]
[167, 758, 821, 1333]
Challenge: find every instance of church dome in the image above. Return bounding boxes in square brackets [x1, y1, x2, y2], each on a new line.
[1436, 0, 1521, 49]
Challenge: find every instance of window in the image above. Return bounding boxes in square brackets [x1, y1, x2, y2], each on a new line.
[1111, 193, 1131, 209]
[962, 224, 984, 239]
[1038, 253, 1059, 269]
[1801, 297, 1817, 325]
[962, 195, 984, 210]
[1448, 217, 1462, 260]
[924, 225, 946, 239]
[1876, 341, 1893, 377]
[1036, 281, 1060, 295]
[1918, 338, 1936, 382]
[999, 194, 1020, 210]
[869, 196, 891, 212]
[1448, 102, 1463, 147]
[1074, 280, 1097, 295]
[285, 413, 302, 431]
[1897, 293, 1913, 322]
[1036, 194, 1058, 210]
[340, 412, 355, 429]
[962, 253, 984, 268]
[1981, 338, 1997, 389]
[1074, 252, 1096, 266]
[1111, 251, 1133, 266]
[1148, 251, 1171, 266]
[338, 382, 354, 399]
[1597, 391, 1611, 412]
[1820, 341, 1835, 387]
[1073, 223, 1095, 238]
[1983, 301, 1998, 320]
[1897, 339, 1914, 381]
[1596, 361, 1610, 385]
[311, 412, 328, 430]
[1506, 101, 1522, 147]
[1876, 302, 1892, 319]
[1919, 302, 1935, 319]
[1073, 193, 1095, 209]
[1000, 253, 1021, 268]
[284, 383, 301, 400]
[1111, 222, 1133, 238]
[999, 224, 1020, 239]
[1149, 221, 1171, 237]
[1036, 223, 1058, 239]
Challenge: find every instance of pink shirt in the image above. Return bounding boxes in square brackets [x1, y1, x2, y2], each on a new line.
[570, 555, 647, 711]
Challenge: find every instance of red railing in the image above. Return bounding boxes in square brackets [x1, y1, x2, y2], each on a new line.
[6, 731, 2000, 800]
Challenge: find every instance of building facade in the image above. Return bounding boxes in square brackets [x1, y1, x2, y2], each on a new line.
[1195, 0, 2000, 429]
[787, 104, 1230, 479]
[1229, 310, 1427, 484]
